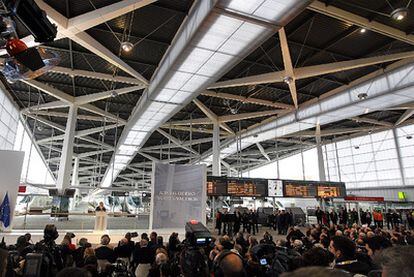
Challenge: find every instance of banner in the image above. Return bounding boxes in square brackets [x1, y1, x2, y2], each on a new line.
[0, 150, 24, 231]
[150, 163, 206, 230]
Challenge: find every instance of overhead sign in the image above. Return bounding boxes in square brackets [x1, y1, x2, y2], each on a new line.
[283, 180, 346, 198]
[344, 196, 384, 202]
[151, 163, 206, 229]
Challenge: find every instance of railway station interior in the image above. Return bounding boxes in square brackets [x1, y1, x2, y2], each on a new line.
[1, 0, 414, 276]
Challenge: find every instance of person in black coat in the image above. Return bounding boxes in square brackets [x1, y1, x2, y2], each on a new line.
[95, 235, 116, 264]
[215, 210, 222, 235]
[233, 210, 242, 235]
[315, 207, 324, 225]
[330, 236, 372, 276]
[330, 210, 338, 225]
[278, 210, 288, 235]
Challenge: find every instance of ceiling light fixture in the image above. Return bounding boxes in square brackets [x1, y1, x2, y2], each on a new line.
[360, 28, 367, 33]
[358, 92, 368, 100]
[391, 7, 408, 21]
[121, 41, 134, 52]
[283, 76, 293, 84]
[111, 91, 119, 98]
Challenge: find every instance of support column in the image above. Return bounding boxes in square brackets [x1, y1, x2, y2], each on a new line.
[71, 157, 80, 187]
[212, 123, 221, 176]
[393, 128, 406, 186]
[316, 124, 326, 181]
[56, 104, 78, 191]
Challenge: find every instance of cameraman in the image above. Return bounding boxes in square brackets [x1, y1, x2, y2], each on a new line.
[31, 224, 64, 276]
[179, 231, 209, 277]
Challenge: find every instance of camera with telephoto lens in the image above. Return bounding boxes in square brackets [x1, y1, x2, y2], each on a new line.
[110, 259, 130, 277]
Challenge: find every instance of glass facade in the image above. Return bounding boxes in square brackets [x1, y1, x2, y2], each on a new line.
[396, 124, 414, 187]
[0, 87, 19, 150]
[324, 129, 403, 189]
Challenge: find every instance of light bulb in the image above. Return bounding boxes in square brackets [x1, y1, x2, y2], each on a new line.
[121, 41, 134, 52]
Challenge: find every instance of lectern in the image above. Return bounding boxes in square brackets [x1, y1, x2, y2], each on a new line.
[94, 211, 107, 232]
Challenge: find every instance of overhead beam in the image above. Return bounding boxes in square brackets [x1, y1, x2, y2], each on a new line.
[256, 142, 271, 161]
[156, 129, 199, 155]
[66, 0, 157, 34]
[165, 117, 212, 126]
[219, 110, 281, 123]
[351, 116, 393, 127]
[22, 79, 74, 104]
[161, 125, 229, 135]
[210, 51, 414, 89]
[34, 0, 149, 84]
[74, 85, 144, 105]
[201, 90, 294, 110]
[193, 99, 234, 134]
[308, 0, 414, 45]
[395, 109, 414, 126]
[49, 67, 143, 85]
[25, 110, 118, 123]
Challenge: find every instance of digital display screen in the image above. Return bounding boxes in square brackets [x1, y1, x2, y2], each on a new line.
[284, 183, 313, 197]
[317, 186, 340, 198]
[207, 177, 267, 197]
[207, 178, 227, 196]
[283, 180, 346, 198]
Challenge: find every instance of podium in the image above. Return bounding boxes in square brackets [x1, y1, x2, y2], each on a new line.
[94, 211, 107, 232]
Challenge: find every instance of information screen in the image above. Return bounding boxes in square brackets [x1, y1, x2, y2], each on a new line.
[283, 180, 346, 198]
[207, 176, 267, 197]
[207, 177, 227, 196]
[317, 186, 340, 198]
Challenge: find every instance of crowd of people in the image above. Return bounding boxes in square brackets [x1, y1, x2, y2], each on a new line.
[1, 208, 414, 277]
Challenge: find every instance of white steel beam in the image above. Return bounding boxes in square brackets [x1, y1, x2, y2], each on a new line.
[256, 142, 271, 161]
[219, 110, 281, 123]
[80, 104, 126, 124]
[56, 105, 77, 190]
[395, 109, 414, 126]
[163, 125, 229, 135]
[193, 99, 234, 134]
[49, 67, 142, 85]
[66, 0, 156, 34]
[276, 138, 315, 146]
[351, 116, 393, 127]
[279, 27, 298, 108]
[77, 149, 113, 159]
[156, 128, 199, 155]
[24, 113, 65, 132]
[212, 123, 221, 176]
[33, 0, 149, 85]
[211, 51, 414, 89]
[74, 85, 145, 105]
[201, 90, 294, 110]
[24, 100, 67, 112]
[22, 79, 74, 104]
[25, 110, 118, 123]
[315, 124, 326, 181]
[308, 0, 414, 45]
[164, 117, 212, 126]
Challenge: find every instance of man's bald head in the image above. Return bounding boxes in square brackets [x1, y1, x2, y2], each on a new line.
[217, 251, 245, 277]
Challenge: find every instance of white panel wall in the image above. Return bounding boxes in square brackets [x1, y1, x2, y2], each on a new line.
[0, 85, 19, 150]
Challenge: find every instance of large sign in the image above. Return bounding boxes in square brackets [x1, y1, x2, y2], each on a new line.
[150, 163, 206, 230]
[207, 176, 270, 197]
[283, 180, 346, 198]
[0, 150, 24, 230]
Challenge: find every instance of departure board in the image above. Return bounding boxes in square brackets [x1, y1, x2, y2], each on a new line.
[207, 177, 227, 196]
[207, 176, 267, 197]
[283, 180, 346, 198]
[317, 186, 340, 198]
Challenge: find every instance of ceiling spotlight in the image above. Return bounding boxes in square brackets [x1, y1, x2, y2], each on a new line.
[283, 76, 293, 84]
[358, 92, 368, 100]
[360, 28, 367, 33]
[354, 145, 360, 150]
[111, 91, 118, 98]
[407, 135, 413, 140]
[37, 125, 43, 131]
[121, 41, 134, 52]
[230, 108, 237, 115]
[391, 7, 408, 21]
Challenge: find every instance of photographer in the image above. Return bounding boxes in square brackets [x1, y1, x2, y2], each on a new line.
[179, 231, 209, 277]
[28, 224, 64, 277]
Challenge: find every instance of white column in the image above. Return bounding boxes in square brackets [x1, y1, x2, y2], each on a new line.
[212, 123, 221, 176]
[71, 157, 80, 187]
[393, 128, 406, 186]
[56, 105, 78, 191]
[316, 124, 326, 181]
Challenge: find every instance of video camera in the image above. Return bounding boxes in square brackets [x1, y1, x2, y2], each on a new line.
[185, 220, 213, 247]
